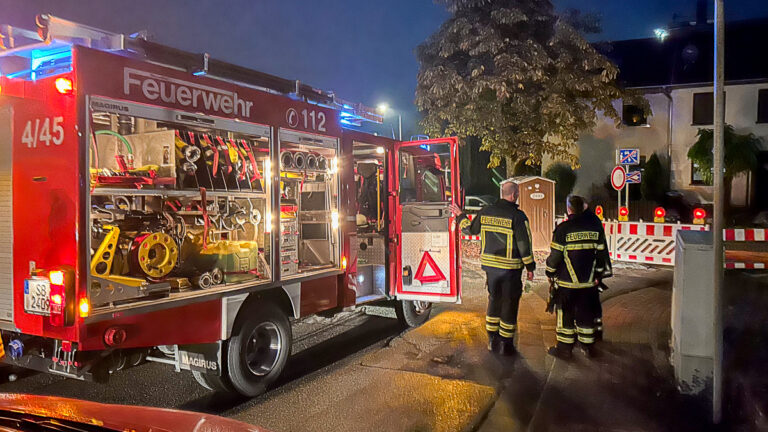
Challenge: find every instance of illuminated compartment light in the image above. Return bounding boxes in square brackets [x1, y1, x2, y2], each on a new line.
[376, 146, 385, 154]
[329, 157, 338, 174]
[357, 274, 365, 283]
[331, 211, 339, 230]
[265, 212, 272, 233]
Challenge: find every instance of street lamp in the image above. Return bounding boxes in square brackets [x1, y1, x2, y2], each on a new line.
[377, 103, 402, 141]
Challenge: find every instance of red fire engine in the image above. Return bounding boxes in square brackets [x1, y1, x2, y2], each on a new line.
[0, 16, 462, 395]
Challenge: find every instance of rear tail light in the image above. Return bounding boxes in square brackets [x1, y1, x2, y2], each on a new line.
[54, 77, 74, 95]
[48, 269, 75, 326]
[48, 270, 65, 286]
[79, 298, 90, 318]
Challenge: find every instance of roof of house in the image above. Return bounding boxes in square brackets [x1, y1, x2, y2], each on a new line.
[598, 18, 768, 88]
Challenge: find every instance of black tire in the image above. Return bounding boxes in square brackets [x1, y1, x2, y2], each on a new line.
[192, 370, 235, 393]
[395, 300, 432, 327]
[226, 300, 292, 397]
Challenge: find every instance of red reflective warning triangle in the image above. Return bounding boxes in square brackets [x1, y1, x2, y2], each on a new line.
[414, 251, 446, 284]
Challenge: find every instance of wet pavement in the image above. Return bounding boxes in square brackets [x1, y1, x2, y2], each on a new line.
[0, 260, 729, 431]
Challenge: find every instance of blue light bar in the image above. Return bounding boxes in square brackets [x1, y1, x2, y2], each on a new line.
[1, 44, 73, 81]
[30, 47, 72, 70]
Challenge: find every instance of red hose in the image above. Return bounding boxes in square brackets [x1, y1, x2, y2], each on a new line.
[199, 187, 209, 250]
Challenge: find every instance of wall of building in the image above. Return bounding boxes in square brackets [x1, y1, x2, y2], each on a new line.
[564, 81, 768, 205]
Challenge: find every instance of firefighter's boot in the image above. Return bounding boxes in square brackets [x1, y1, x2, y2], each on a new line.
[547, 343, 573, 360]
[487, 332, 501, 353]
[498, 337, 517, 356]
[581, 344, 600, 359]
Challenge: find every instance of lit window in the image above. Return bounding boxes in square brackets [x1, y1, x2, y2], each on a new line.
[622, 104, 647, 126]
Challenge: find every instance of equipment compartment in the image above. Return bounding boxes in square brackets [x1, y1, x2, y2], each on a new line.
[87, 98, 272, 307]
[278, 130, 340, 277]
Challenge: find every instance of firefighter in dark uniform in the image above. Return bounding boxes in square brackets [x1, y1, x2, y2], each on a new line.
[449, 180, 535, 356]
[545, 195, 612, 359]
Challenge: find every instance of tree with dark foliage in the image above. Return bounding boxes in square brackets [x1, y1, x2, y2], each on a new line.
[416, 0, 649, 173]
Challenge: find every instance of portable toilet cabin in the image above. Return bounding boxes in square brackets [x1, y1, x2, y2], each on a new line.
[510, 176, 555, 251]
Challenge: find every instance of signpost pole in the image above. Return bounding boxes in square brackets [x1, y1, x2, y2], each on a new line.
[617, 189, 621, 217]
[611, 165, 626, 220]
[625, 165, 630, 216]
[712, 0, 725, 423]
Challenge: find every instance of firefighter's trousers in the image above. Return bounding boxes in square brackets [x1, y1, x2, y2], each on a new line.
[555, 287, 599, 349]
[589, 287, 603, 338]
[485, 268, 523, 341]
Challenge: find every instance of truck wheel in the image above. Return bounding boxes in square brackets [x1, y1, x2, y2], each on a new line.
[192, 370, 234, 393]
[395, 300, 432, 327]
[226, 301, 291, 397]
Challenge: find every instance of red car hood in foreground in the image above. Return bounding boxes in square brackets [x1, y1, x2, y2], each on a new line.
[0, 393, 266, 432]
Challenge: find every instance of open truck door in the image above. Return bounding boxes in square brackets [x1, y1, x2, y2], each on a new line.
[392, 138, 461, 304]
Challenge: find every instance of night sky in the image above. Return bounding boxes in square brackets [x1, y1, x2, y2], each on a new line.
[2, 0, 767, 137]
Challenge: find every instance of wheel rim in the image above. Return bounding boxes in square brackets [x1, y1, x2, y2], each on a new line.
[245, 322, 282, 377]
[413, 301, 431, 314]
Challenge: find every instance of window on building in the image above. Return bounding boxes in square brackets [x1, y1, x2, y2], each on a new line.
[758, 89, 768, 123]
[691, 162, 712, 185]
[692, 92, 714, 125]
[622, 104, 647, 126]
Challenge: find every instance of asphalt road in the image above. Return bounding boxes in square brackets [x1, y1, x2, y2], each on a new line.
[0, 307, 406, 416]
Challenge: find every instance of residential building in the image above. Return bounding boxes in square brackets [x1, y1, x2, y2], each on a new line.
[569, 15, 768, 210]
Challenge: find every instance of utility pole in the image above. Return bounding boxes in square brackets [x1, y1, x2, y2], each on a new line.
[712, 0, 725, 424]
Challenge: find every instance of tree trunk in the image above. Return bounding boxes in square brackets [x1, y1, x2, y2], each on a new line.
[505, 155, 515, 178]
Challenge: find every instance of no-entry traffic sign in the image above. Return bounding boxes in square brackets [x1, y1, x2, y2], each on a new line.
[611, 166, 626, 191]
[626, 170, 642, 184]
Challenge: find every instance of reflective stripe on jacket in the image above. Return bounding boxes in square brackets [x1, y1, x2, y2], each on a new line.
[457, 199, 535, 271]
[545, 211, 612, 288]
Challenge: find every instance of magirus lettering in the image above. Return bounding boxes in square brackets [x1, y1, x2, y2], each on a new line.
[180, 351, 218, 371]
[124, 68, 253, 117]
[91, 100, 129, 112]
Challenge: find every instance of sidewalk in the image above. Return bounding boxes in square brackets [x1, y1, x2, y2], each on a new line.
[231, 260, 706, 432]
[359, 259, 708, 431]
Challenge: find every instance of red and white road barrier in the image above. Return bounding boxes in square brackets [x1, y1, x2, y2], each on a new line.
[465, 217, 768, 270]
[460, 214, 480, 240]
[725, 262, 766, 270]
[609, 221, 708, 265]
[723, 228, 767, 242]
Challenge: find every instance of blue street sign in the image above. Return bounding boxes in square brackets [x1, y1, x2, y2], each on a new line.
[619, 149, 640, 165]
[626, 170, 642, 184]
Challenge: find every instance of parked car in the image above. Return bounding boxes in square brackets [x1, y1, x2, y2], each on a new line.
[660, 191, 695, 223]
[464, 195, 496, 213]
[0, 394, 264, 432]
